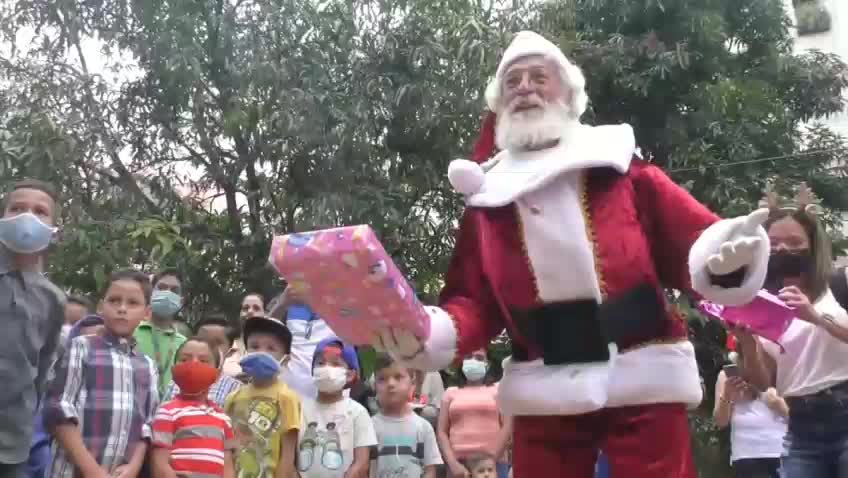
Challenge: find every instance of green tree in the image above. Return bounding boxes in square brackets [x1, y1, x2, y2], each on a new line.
[2, 1, 848, 473]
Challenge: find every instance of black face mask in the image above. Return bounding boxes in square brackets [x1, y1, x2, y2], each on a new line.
[765, 251, 813, 293]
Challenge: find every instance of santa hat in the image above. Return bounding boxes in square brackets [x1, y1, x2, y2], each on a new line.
[484, 31, 588, 118]
[446, 113, 496, 195]
[465, 32, 587, 166]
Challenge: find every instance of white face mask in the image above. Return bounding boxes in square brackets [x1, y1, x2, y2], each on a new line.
[313, 365, 348, 393]
[462, 359, 488, 382]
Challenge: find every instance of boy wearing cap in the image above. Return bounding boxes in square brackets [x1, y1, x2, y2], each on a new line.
[225, 317, 302, 478]
[297, 337, 377, 478]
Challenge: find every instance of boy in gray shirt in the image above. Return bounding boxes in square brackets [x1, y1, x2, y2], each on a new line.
[370, 354, 442, 478]
[0, 179, 66, 477]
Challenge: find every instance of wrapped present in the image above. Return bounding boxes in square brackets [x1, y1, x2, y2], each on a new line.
[268, 225, 430, 345]
[698, 290, 794, 350]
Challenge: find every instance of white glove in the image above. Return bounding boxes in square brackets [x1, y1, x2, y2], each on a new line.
[373, 306, 457, 371]
[376, 327, 425, 362]
[706, 208, 769, 276]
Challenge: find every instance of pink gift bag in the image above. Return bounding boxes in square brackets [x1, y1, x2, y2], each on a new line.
[698, 290, 795, 349]
[268, 225, 430, 345]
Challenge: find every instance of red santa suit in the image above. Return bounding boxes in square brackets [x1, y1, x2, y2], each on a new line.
[379, 31, 770, 478]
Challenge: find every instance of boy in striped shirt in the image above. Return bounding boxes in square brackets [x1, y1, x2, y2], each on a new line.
[152, 337, 237, 478]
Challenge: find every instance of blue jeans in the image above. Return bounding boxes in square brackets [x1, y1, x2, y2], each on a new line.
[783, 381, 848, 478]
[596, 452, 610, 478]
[496, 463, 510, 478]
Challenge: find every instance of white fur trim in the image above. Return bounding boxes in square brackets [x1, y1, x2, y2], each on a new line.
[689, 217, 770, 306]
[515, 172, 601, 303]
[497, 345, 618, 416]
[465, 123, 635, 207]
[410, 306, 458, 371]
[486, 31, 588, 118]
[497, 341, 701, 416]
[448, 160, 486, 196]
[605, 341, 702, 407]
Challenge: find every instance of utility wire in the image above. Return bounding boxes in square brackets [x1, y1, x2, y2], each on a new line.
[667, 146, 848, 173]
[483, 146, 848, 174]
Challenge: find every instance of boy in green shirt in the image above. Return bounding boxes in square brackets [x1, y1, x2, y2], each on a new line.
[133, 270, 187, 397]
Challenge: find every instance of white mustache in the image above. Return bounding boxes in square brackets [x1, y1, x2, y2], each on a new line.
[495, 99, 576, 152]
[507, 94, 545, 112]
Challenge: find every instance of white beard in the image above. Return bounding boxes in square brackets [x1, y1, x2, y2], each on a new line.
[495, 101, 580, 152]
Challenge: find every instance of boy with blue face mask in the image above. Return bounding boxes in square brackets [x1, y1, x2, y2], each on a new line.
[133, 270, 188, 398]
[225, 316, 302, 478]
[0, 179, 65, 478]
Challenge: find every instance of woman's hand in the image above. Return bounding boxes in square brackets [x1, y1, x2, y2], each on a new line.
[779, 286, 819, 324]
[727, 322, 757, 345]
[448, 460, 470, 478]
[724, 376, 750, 402]
[762, 388, 781, 409]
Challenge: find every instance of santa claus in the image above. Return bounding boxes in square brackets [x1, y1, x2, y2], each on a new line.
[376, 31, 771, 477]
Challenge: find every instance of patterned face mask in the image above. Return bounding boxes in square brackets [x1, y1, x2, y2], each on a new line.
[239, 352, 281, 381]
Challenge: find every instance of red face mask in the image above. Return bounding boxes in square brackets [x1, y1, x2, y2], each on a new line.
[172, 361, 219, 397]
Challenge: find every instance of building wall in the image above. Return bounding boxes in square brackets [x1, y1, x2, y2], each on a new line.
[783, 0, 848, 264]
[785, 0, 848, 136]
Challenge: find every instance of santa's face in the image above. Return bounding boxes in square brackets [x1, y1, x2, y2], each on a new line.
[495, 56, 578, 152]
[501, 56, 566, 112]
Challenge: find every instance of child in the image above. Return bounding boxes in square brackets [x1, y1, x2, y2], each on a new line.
[464, 454, 497, 478]
[225, 316, 301, 478]
[297, 337, 377, 478]
[44, 270, 159, 478]
[28, 315, 105, 478]
[134, 270, 188, 399]
[369, 354, 442, 478]
[0, 179, 66, 475]
[162, 316, 242, 407]
[152, 336, 236, 478]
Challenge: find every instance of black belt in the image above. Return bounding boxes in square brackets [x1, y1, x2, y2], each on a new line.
[786, 380, 848, 409]
[511, 283, 666, 365]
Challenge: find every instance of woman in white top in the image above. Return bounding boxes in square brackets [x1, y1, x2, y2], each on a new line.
[734, 195, 848, 478]
[713, 346, 788, 478]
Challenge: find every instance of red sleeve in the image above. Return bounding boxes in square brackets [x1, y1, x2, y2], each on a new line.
[630, 160, 720, 293]
[439, 210, 508, 359]
[151, 403, 176, 448]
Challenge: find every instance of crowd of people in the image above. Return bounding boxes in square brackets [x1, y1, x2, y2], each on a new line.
[708, 199, 848, 478]
[6, 28, 848, 478]
[0, 178, 519, 478]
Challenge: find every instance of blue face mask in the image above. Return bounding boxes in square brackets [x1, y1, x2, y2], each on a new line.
[150, 290, 182, 318]
[462, 359, 487, 382]
[0, 212, 55, 254]
[240, 352, 282, 381]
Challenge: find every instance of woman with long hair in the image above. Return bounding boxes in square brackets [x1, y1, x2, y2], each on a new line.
[713, 339, 787, 478]
[437, 347, 513, 478]
[734, 185, 848, 478]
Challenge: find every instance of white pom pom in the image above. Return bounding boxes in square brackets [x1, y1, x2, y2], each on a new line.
[448, 159, 485, 196]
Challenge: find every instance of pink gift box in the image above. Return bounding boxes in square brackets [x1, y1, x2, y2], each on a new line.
[268, 225, 430, 345]
[698, 290, 795, 349]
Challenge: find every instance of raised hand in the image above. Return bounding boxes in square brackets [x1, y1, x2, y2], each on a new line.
[706, 208, 769, 275]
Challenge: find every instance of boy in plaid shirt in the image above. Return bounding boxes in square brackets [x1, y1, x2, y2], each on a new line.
[44, 270, 159, 478]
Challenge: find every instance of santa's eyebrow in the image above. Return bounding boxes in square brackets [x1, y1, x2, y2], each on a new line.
[505, 64, 549, 77]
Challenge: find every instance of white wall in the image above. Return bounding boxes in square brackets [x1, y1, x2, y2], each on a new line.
[783, 1, 848, 263]
[786, 0, 848, 136]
